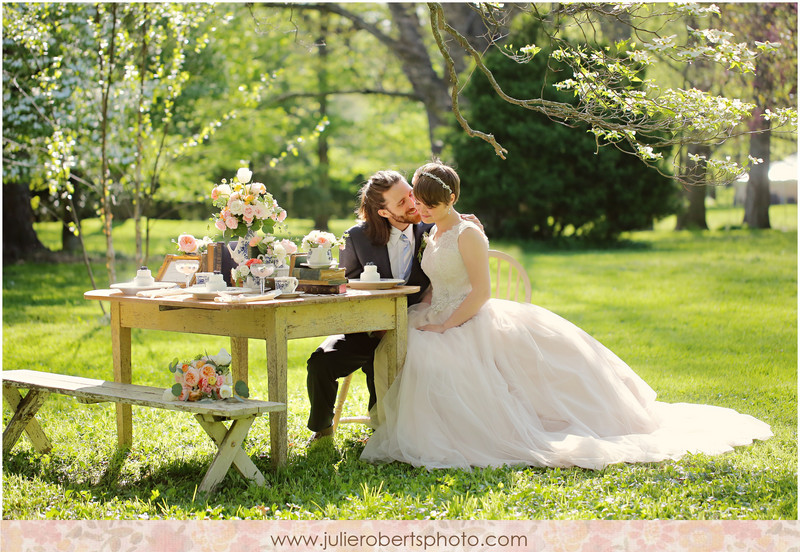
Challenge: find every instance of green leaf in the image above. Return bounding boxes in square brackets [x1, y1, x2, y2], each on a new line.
[171, 383, 182, 397]
[234, 380, 249, 399]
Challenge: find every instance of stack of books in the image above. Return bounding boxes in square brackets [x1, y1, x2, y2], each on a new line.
[292, 265, 348, 294]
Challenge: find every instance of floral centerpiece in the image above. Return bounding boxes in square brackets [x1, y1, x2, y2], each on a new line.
[165, 348, 249, 402]
[211, 168, 287, 241]
[301, 230, 347, 251]
[301, 230, 348, 269]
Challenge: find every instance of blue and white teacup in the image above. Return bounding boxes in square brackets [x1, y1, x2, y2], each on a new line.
[274, 276, 298, 294]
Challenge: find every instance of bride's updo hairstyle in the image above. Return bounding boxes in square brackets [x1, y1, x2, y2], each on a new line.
[412, 162, 460, 207]
[357, 170, 407, 246]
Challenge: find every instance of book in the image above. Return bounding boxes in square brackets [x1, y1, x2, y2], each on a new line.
[297, 278, 348, 286]
[293, 266, 345, 281]
[297, 282, 347, 294]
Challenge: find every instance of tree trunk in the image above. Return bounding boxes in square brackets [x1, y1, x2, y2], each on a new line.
[99, 4, 118, 284]
[313, 13, 332, 232]
[675, 144, 710, 230]
[2, 183, 48, 262]
[387, 3, 451, 154]
[743, 116, 771, 229]
[134, 4, 149, 266]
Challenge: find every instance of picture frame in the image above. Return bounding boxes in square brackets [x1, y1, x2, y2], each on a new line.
[155, 254, 202, 286]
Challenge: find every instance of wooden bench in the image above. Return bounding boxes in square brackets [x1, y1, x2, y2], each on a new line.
[2, 369, 286, 493]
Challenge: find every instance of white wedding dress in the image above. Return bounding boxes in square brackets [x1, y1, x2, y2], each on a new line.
[361, 221, 772, 470]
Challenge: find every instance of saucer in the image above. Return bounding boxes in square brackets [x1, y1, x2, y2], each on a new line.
[110, 281, 177, 296]
[274, 291, 304, 299]
[346, 279, 404, 290]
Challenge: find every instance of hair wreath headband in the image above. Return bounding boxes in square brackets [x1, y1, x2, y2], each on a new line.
[419, 171, 452, 194]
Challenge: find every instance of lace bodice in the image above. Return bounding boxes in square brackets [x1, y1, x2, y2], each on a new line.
[420, 220, 488, 318]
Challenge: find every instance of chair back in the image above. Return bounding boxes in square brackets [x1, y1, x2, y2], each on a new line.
[488, 249, 532, 303]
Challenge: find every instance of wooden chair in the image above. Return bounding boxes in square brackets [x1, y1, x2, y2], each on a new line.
[331, 249, 532, 432]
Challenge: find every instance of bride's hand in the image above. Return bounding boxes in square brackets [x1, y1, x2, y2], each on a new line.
[417, 323, 447, 333]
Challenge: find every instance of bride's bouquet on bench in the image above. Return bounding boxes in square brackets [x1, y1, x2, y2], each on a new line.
[166, 348, 249, 402]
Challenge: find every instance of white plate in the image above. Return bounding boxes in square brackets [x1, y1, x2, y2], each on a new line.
[110, 281, 178, 296]
[186, 286, 256, 300]
[346, 278, 405, 290]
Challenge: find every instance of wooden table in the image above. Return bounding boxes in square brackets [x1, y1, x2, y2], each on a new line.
[84, 286, 418, 468]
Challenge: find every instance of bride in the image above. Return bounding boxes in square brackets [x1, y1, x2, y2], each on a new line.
[361, 161, 772, 470]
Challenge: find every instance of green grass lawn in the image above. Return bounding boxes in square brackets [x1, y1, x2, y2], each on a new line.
[2, 208, 797, 520]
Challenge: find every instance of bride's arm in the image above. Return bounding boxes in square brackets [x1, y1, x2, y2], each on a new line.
[417, 227, 490, 333]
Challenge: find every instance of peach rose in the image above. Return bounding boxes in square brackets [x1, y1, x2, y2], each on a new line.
[183, 367, 200, 387]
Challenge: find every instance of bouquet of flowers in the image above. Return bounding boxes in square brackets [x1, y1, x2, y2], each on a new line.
[301, 230, 347, 251]
[211, 168, 287, 240]
[165, 348, 249, 402]
[175, 233, 214, 255]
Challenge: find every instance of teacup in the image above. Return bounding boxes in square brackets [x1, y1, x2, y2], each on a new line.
[274, 276, 298, 294]
[194, 272, 213, 287]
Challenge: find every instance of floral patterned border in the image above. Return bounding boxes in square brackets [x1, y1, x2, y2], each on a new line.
[2, 520, 798, 551]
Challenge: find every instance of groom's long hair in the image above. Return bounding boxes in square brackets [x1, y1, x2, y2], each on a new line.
[357, 170, 406, 246]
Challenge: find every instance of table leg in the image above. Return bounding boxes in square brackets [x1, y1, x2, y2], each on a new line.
[195, 415, 259, 493]
[111, 302, 133, 447]
[264, 309, 288, 469]
[230, 337, 249, 385]
[195, 414, 264, 492]
[382, 296, 408, 393]
[2, 388, 51, 454]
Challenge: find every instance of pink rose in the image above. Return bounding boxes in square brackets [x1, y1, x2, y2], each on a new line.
[242, 204, 257, 223]
[174, 372, 184, 384]
[215, 218, 227, 232]
[316, 236, 330, 247]
[249, 234, 262, 247]
[280, 239, 297, 254]
[225, 216, 238, 229]
[179, 385, 192, 401]
[277, 209, 287, 222]
[177, 233, 198, 254]
[211, 187, 222, 200]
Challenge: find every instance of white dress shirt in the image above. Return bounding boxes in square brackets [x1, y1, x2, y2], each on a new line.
[387, 225, 415, 280]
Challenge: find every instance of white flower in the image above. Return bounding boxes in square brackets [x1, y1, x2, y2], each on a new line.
[210, 348, 232, 366]
[237, 167, 252, 184]
[219, 385, 233, 399]
[162, 388, 177, 402]
[228, 198, 245, 215]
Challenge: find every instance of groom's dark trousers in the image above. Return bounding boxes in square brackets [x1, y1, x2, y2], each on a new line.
[306, 221, 432, 432]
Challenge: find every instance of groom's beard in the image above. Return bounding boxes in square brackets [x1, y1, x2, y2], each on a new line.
[385, 208, 421, 226]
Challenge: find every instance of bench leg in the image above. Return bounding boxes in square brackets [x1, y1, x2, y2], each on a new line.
[194, 414, 264, 493]
[3, 388, 51, 454]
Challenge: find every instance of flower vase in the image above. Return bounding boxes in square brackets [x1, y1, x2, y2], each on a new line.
[307, 246, 333, 269]
[227, 229, 255, 266]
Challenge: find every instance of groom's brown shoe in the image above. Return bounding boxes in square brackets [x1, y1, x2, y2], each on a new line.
[307, 425, 334, 446]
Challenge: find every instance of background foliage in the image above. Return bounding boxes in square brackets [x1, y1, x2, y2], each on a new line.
[451, 18, 680, 241]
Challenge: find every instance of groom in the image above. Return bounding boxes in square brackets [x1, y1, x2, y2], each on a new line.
[306, 169, 480, 442]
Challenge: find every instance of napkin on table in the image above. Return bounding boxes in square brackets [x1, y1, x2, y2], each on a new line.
[214, 290, 281, 303]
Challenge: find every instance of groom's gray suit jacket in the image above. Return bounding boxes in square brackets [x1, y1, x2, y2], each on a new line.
[339, 221, 433, 306]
